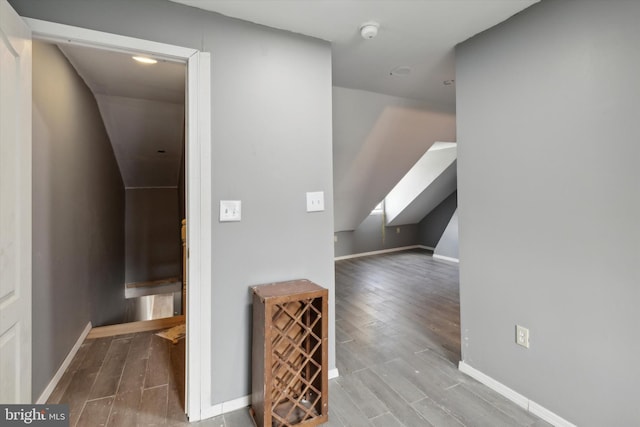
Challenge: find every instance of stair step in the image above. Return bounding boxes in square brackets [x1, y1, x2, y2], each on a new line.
[87, 315, 185, 339]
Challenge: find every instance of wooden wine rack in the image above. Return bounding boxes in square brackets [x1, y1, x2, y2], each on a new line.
[251, 280, 328, 427]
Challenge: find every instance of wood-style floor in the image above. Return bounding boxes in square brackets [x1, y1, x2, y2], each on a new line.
[51, 249, 549, 426]
[47, 330, 192, 426]
[328, 249, 550, 427]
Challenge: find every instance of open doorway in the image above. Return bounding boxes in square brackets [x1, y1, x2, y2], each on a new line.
[25, 17, 212, 421]
[32, 38, 189, 419]
[55, 43, 187, 326]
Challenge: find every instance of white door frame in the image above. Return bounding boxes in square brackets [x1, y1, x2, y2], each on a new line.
[0, 0, 32, 404]
[24, 18, 212, 420]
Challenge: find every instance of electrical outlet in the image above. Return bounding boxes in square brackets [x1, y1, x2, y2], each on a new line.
[516, 325, 530, 348]
[396, 227, 401, 234]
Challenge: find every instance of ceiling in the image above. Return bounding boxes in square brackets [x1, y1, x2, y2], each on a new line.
[59, 44, 186, 188]
[171, 0, 538, 112]
[54, 1, 539, 207]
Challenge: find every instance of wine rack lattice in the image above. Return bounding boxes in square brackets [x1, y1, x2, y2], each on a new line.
[251, 280, 328, 427]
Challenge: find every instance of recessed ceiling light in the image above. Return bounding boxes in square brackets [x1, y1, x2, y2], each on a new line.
[133, 56, 157, 64]
[390, 66, 411, 77]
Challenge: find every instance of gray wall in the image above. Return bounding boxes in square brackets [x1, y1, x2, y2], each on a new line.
[11, 0, 335, 405]
[32, 41, 125, 400]
[418, 191, 457, 248]
[457, 1, 640, 425]
[335, 191, 458, 258]
[125, 188, 181, 283]
[334, 214, 419, 258]
[433, 209, 458, 260]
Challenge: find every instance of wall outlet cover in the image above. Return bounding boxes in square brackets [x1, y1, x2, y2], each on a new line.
[516, 325, 530, 348]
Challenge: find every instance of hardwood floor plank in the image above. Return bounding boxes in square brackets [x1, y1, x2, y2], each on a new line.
[325, 406, 346, 427]
[88, 338, 133, 400]
[138, 385, 168, 425]
[127, 331, 153, 361]
[328, 381, 372, 427]
[393, 353, 459, 399]
[100, 337, 132, 377]
[412, 396, 465, 427]
[106, 389, 142, 427]
[80, 337, 114, 373]
[118, 357, 148, 394]
[460, 379, 541, 426]
[370, 412, 404, 427]
[413, 348, 468, 385]
[428, 383, 524, 427]
[223, 408, 255, 427]
[76, 396, 114, 427]
[193, 415, 226, 426]
[48, 342, 93, 404]
[352, 368, 433, 427]
[88, 373, 120, 401]
[335, 322, 354, 344]
[335, 341, 367, 375]
[144, 335, 171, 388]
[335, 373, 389, 419]
[60, 368, 98, 426]
[167, 376, 188, 425]
[370, 358, 427, 404]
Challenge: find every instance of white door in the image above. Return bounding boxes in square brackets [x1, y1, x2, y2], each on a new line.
[0, 0, 32, 404]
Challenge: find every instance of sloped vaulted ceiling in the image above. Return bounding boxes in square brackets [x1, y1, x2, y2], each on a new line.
[58, 44, 186, 188]
[333, 87, 456, 232]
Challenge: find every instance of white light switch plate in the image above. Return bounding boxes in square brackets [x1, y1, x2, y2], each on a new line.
[306, 191, 325, 212]
[220, 200, 241, 222]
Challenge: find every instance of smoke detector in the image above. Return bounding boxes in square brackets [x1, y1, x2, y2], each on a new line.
[360, 22, 380, 40]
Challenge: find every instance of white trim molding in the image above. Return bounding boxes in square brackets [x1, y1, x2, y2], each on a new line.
[202, 395, 251, 419]
[24, 18, 196, 61]
[186, 50, 213, 421]
[433, 254, 459, 263]
[124, 186, 178, 190]
[459, 362, 577, 427]
[37, 322, 92, 404]
[334, 245, 433, 261]
[328, 368, 340, 380]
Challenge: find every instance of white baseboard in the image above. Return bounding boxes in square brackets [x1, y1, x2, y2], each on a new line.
[37, 321, 92, 404]
[458, 362, 576, 427]
[529, 400, 577, 427]
[433, 253, 459, 263]
[202, 394, 251, 419]
[335, 245, 432, 261]
[458, 361, 527, 408]
[328, 368, 340, 379]
[200, 368, 340, 420]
